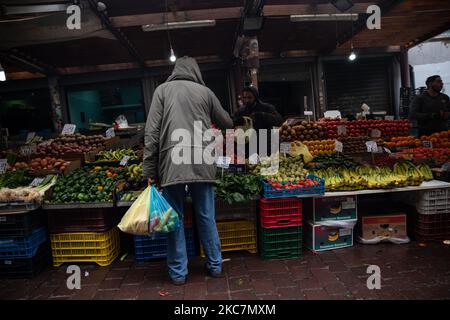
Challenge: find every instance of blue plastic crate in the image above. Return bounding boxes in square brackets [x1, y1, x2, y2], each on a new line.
[262, 175, 325, 199]
[0, 227, 47, 259]
[134, 228, 196, 263]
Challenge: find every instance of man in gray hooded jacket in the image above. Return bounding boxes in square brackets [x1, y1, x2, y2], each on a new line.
[143, 57, 233, 285]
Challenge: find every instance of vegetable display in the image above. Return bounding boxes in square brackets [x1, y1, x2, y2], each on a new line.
[0, 169, 33, 189]
[11, 157, 71, 173]
[0, 175, 58, 203]
[215, 173, 261, 204]
[96, 149, 139, 162]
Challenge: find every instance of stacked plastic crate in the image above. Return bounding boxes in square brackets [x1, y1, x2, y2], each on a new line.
[0, 207, 50, 278]
[133, 202, 195, 263]
[415, 188, 450, 242]
[46, 206, 121, 267]
[200, 199, 258, 256]
[259, 198, 303, 260]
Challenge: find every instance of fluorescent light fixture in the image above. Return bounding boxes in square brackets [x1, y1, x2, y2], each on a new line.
[330, 0, 354, 13]
[0, 63, 5, 81]
[3, 4, 68, 15]
[142, 20, 216, 32]
[290, 14, 358, 22]
[169, 48, 176, 63]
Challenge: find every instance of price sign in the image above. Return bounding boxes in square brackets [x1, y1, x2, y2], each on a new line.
[20, 144, 36, 156]
[370, 129, 381, 138]
[216, 156, 231, 169]
[304, 111, 313, 116]
[280, 142, 291, 155]
[120, 156, 130, 166]
[385, 116, 395, 121]
[29, 178, 44, 187]
[324, 110, 342, 119]
[61, 124, 76, 135]
[106, 128, 115, 138]
[0, 159, 7, 174]
[334, 140, 343, 153]
[366, 141, 378, 153]
[384, 147, 392, 154]
[40, 140, 53, 147]
[337, 125, 347, 136]
[248, 153, 259, 165]
[422, 141, 433, 148]
[26, 132, 36, 143]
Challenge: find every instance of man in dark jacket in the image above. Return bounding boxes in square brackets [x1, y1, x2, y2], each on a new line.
[144, 57, 233, 285]
[410, 75, 450, 137]
[233, 86, 283, 130]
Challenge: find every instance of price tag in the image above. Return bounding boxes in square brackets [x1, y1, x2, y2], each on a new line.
[29, 178, 44, 187]
[280, 142, 291, 154]
[0, 159, 7, 174]
[337, 125, 347, 136]
[366, 141, 378, 153]
[422, 141, 433, 148]
[384, 147, 392, 154]
[385, 116, 395, 121]
[120, 156, 130, 166]
[40, 140, 53, 147]
[61, 124, 76, 135]
[334, 140, 343, 153]
[304, 111, 313, 116]
[370, 129, 381, 138]
[324, 110, 341, 119]
[20, 144, 36, 156]
[216, 156, 231, 168]
[106, 128, 115, 138]
[248, 153, 259, 165]
[26, 132, 36, 143]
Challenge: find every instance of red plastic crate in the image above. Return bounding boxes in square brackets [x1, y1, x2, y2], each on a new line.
[260, 216, 302, 229]
[259, 198, 302, 219]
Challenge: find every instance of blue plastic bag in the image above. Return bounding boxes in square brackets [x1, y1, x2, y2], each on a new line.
[148, 186, 180, 234]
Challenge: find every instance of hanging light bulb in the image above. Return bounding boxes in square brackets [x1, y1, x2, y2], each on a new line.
[169, 47, 176, 63]
[348, 50, 357, 61]
[0, 63, 6, 81]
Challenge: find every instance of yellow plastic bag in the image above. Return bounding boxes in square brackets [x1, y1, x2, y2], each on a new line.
[289, 141, 313, 163]
[118, 186, 151, 235]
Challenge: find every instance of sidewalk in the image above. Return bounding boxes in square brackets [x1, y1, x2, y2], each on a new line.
[1, 242, 449, 300]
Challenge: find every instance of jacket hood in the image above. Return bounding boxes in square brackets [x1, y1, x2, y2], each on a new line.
[244, 85, 261, 103]
[166, 56, 205, 85]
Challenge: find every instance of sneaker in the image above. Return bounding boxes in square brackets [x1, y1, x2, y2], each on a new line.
[205, 267, 223, 278]
[170, 278, 186, 286]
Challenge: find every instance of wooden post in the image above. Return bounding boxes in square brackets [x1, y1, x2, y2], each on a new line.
[48, 76, 64, 133]
[400, 46, 411, 88]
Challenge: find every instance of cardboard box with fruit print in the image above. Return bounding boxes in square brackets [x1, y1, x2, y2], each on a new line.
[305, 222, 353, 252]
[304, 195, 357, 222]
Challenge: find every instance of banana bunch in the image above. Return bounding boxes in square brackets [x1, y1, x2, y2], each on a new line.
[310, 162, 432, 192]
[97, 149, 139, 162]
[121, 191, 141, 202]
[127, 163, 143, 178]
[26, 135, 43, 145]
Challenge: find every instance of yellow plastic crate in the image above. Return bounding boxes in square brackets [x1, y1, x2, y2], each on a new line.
[201, 220, 257, 257]
[50, 228, 120, 267]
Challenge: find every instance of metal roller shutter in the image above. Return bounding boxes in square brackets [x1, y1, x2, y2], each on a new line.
[324, 57, 394, 117]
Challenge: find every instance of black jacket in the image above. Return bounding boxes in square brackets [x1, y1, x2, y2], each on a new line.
[233, 87, 283, 130]
[410, 91, 450, 136]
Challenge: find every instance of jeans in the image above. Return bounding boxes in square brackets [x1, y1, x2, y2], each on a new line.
[162, 183, 222, 281]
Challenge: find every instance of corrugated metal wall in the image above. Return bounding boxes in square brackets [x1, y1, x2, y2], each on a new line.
[324, 56, 394, 117]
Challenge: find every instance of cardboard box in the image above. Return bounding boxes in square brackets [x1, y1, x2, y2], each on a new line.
[305, 222, 353, 252]
[359, 213, 407, 240]
[304, 196, 357, 222]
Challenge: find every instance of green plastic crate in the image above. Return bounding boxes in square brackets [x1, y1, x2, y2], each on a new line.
[260, 247, 303, 260]
[259, 226, 302, 250]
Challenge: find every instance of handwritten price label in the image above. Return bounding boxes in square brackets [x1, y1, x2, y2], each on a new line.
[422, 141, 433, 148]
[26, 132, 36, 143]
[61, 124, 76, 135]
[29, 178, 44, 187]
[120, 156, 130, 166]
[304, 111, 313, 116]
[0, 159, 7, 174]
[106, 128, 115, 138]
[280, 143, 291, 155]
[20, 144, 36, 156]
[335, 140, 343, 153]
[216, 156, 231, 169]
[370, 129, 381, 138]
[337, 125, 347, 136]
[366, 141, 378, 153]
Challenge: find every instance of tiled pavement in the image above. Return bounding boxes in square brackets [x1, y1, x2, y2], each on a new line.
[1, 242, 449, 300]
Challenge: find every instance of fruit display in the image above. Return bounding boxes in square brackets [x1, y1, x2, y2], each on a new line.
[385, 136, 422, 149]
[37, 134, 106, 156]
[120, 191, 143, 202]
[309, 162, 432, 192]
[280, 121, 327, 142]
[0, 175, 58, 203]
[398, 147, 450, 166]
[249, 154, 308, 182]
[339, 136, 370, 154]
[0, 169, 33, 189]
[265, 177, 321, 190]
[127, 163, 143, 179]
[96, 149, 139, 162]
[303, 140, 336, 157]
[11, 157, 72, 173]
[321, 119, 411, 139]
[420, 130, 450, 148]
[48, 166, 127, 204]
[308, 154, 357, 170]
